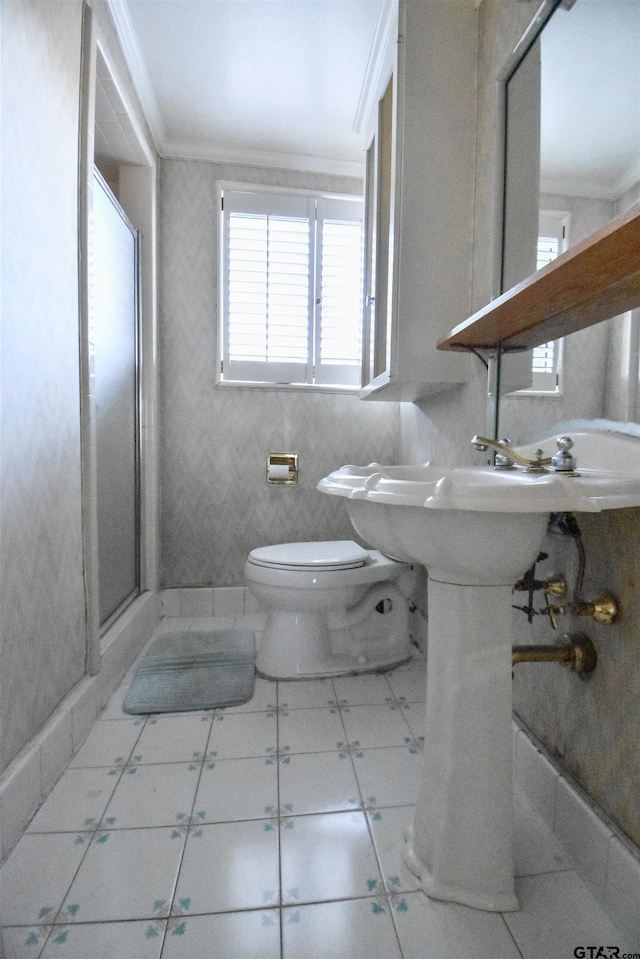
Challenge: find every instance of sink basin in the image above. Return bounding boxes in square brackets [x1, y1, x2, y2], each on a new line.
[319, 463, 548, 583]
[319, 431, 640, 511]
[318, 431, 640, 583]
[317, 430, 640, 913]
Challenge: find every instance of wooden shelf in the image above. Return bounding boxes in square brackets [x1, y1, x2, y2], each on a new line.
[437, 202, 640, 352]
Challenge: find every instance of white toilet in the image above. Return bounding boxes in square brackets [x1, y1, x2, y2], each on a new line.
[245, 540, 415, 680]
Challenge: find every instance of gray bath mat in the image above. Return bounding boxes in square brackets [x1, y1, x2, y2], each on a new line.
[123, 629, 256, 714]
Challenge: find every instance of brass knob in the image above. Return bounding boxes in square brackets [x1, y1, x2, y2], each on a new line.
[544, 578, 567, 599]
[578, 593, 618, 625]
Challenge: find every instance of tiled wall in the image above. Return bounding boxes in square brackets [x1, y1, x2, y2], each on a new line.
[158, 159, 400, 588]
[158, 586, 430, 656]
[514, 721, 640, 944]
[0, 0, 87, 773]
[160, 587, 254, 620]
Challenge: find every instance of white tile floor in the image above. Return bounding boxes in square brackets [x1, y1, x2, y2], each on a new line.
[1, 615, 635, 959]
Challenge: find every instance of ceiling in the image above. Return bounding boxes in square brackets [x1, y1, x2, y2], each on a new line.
[108, 0, 384, 177]
[539, 0, 640, 199]
[102, 0, 639, 198]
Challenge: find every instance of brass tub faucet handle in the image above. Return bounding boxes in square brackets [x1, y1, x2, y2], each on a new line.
[576, 593, 618, 625]
[544, 601, 565, 630]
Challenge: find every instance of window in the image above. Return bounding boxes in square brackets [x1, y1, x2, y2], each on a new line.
[522, 210, 570, 393]
[219, 186, 364, 388]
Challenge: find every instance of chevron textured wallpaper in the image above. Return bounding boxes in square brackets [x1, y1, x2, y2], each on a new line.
[1, 1, 87, 771]
[158, 159, 400, 587]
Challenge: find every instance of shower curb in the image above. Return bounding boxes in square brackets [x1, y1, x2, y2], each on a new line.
[0, 592, 158, 864]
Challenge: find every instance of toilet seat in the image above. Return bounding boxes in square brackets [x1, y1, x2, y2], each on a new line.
[248, 540, 370, 572]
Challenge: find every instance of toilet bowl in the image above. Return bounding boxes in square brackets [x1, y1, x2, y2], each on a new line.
[245, 540, 415, 680]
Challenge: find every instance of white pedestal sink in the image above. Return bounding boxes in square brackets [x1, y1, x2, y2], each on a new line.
[318, 432, 640, 912]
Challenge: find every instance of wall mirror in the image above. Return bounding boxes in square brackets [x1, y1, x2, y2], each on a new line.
[495, 0, 640, 443]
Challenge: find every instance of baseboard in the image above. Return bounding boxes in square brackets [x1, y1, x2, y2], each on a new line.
[0, 592, 159, 865]
[514, 718, 640, 944]
[160, 585, 264, 617]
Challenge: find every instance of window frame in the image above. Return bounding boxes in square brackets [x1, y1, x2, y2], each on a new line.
[216, 181, 364, 393]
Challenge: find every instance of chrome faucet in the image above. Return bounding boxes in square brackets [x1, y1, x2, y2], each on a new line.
[550, 435, 578, 473]
[472, 435, 579, 474]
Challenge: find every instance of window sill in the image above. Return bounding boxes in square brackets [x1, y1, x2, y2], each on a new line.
[215, 379, 361, 395]
[506, 389, 563, 399]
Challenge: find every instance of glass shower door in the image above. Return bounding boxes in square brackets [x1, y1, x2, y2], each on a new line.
[92, 169, 140, 628]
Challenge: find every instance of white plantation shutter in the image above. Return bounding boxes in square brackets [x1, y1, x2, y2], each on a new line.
[531, 340, 555, 374]
[227, 215, 309, 364]
[530, 235, 560, 385]
[536, 234, 559, 270]
[223, 191, 313, 383]
[314, 198, 363, 386]
[221, 187, 363, 387]
[526, 213, 568, 391]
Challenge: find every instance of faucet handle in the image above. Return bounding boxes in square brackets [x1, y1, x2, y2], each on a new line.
[544, 577, 567, 599]
[575, 593, 618, 625]
[544, 600, 564, 630]
[471, 435, 551, 471]
[494, 438, 516, 471]
[543, 577, 567, 629]
[551, 435, 578, 474]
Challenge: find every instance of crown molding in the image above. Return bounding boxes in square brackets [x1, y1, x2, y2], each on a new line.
[614, 160, 640, 202]
[159, 140, 364, 180]
[105, 0, 166, 152]
[352, 0, 398, 137]
[540, 161, 640, 202]
[540, 176, 615, 200]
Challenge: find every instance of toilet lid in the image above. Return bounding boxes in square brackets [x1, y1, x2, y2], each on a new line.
[248, 540, 370, 570]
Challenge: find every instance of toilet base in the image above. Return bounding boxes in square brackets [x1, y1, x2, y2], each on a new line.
[255, 583, 413, 680]
[246, 547, 416, 681]
[257, 650, 411, 681]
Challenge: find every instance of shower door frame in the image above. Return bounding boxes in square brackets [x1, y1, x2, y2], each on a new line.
[92, 167, 142, 635]
[78, 2, 159, 675]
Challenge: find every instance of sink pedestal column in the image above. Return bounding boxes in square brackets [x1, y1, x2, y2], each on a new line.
[403, 578, 519, 912]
